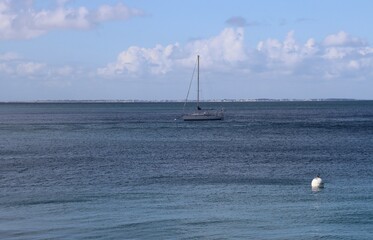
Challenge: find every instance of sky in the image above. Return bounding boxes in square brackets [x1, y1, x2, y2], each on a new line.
[1, 0, 373, 101]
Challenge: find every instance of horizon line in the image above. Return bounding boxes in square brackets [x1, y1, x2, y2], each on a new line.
[0, 98, 370, 104]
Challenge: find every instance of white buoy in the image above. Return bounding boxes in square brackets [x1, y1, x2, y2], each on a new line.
[311, 174, 324, 188]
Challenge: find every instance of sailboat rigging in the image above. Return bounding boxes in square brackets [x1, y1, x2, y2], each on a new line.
[182, 55, 224, 121]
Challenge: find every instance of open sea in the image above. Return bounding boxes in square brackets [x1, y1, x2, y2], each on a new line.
[0, 101, 372, 239]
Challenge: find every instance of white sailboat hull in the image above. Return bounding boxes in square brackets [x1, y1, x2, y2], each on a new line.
[183, 110, 224, 121]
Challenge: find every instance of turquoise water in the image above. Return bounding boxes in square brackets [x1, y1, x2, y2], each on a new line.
[0, 101, 372, 239]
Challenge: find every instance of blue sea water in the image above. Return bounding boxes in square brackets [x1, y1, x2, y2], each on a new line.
[0, 101, 372, 239]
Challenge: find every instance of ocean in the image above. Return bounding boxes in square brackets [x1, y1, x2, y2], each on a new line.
[0, 101, 372, 239]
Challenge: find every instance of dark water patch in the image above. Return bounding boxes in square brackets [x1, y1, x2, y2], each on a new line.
[185, 218, 244, 226]
[143, 175, 304, 186]
[2, 196, 93, 208]
[18, 198, 91, 207]
[1, 228, 71, 240]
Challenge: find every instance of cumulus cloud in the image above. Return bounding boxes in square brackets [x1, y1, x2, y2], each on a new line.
[319, 32, 373, 80]
[256, 31, 373, 80]
[257, 31, 319, 67]
[98, 27, 247, 76]
[97, 44, 179, 76]
[323, 31, 365, 47]
[0, 0, 144, 39]
[98, 28, 373, 83]
[17, 62, 45, 75]
[0, 51, 81, 80]
[94, 3, 142, 22]
[187, 28, 247, 65]
[2, 27, 373, 90]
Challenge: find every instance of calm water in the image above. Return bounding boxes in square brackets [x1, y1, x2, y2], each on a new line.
[0, 101, 372, 239]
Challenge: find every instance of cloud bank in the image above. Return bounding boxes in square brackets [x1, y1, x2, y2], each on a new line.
[2, 26, 372, 86]
[98, 28, 373, 84]
[0, 51, 82, 83]
[0, 0, 143, 39]
[98, 28, 247, 77]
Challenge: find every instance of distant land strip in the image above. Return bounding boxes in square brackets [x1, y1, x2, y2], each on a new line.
[0, 98, 367, 104]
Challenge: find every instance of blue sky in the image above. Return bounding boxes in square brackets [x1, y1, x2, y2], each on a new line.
[1, 0, 373, 101]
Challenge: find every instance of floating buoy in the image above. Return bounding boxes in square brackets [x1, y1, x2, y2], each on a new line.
[311, 174, 324, 189]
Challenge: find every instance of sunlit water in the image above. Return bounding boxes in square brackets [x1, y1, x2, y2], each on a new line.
[1, 101, 372, 239]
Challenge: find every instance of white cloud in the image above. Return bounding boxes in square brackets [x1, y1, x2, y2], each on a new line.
[94, 3, 143, 22]
[323, 31, 365, 47]
[0, 52, 19, 61]
[97, 44, 180, 77]
[186, 27, 247, 67]
[98, 27, 247, 77]
[323, 47, 350, 59]
[98, 28, 373, 85]
[257, 31, 318, 67]
[0, 0, 144, 39]
[348, 60, 360, 70]
[16, 62, 45, 75]
[1, 27, 370, 85]
[359, 47, 373, 56]
[2, 27, 373, 100]
[33, 6, 91, 30]
[0, 51, 80, 80]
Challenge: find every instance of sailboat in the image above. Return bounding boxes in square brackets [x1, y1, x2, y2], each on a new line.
[182, 55, 224, 121]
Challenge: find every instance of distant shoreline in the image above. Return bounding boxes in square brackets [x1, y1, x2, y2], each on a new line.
[0, 98, 369, 104]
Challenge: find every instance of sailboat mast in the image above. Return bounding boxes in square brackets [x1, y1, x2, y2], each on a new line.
[197, 55, 200, 110]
